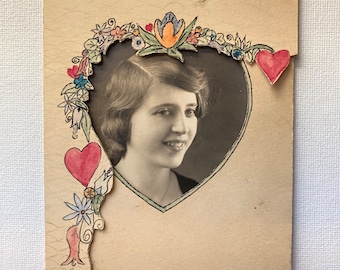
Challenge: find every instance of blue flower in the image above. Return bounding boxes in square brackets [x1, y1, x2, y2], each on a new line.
[74, 74, 88, 89]
[63, 193, 94, 225]
[131, 36, 145, 50]
[205, 30, 217, 41]
[232, 48, 243, 60]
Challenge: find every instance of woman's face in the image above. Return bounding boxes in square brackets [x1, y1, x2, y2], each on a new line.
[126, 81, 198, 170]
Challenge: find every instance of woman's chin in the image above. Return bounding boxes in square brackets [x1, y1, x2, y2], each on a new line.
[164, 156, 185, 169]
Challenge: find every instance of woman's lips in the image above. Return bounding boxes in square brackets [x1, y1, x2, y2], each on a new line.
[163, 140, 186, 151]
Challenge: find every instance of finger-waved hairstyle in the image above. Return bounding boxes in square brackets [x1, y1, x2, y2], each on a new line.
[100, 54, 209, 165]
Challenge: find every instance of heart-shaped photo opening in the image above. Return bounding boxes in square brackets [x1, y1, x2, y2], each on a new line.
[87, 42, 251, 211]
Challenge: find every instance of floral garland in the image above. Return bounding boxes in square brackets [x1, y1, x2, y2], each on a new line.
[58, 12, 282, 267]
[61, 163, 112, 266]
[58, 11, 275, 142]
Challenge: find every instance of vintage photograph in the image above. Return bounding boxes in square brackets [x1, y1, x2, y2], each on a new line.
[88, 43, 250, 206]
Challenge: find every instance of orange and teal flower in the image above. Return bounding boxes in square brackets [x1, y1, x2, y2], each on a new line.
[137, 13, 197, 61]
[154, 12, 185, 48]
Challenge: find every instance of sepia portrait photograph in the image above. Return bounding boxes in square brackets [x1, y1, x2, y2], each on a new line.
[88, 43, 250, 207]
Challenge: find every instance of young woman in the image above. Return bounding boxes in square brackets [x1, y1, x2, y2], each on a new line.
[97, 54, 209, 206]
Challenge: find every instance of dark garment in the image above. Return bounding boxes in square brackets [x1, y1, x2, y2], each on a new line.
[174, 172, 198, 194]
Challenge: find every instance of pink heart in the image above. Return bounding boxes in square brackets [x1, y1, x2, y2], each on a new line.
[255, 50, 290, 84]
[64, 142, 101, 187]
[67, 65, 79, 79]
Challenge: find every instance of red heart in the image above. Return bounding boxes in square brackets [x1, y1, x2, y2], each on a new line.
[67, 65, 79, 79]
[255, 50, 290, 84]
[145, 23, 153, 32]
[64, 142, 101, 187]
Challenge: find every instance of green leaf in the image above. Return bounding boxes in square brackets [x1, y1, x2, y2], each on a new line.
[61, 83, 77, 95]
[81, 109, 91, 142]
[138, 45, 167, 56]
[138, 25, 160, 45]
[93, 194, 104, 215]
[245, 51, 254, 63]
[225, 43, 233, 54]
[253, 48, 260, 55]
[235, 33, 243, 48]
[75, 100, 88, 110]
[88, 49, 102, 64]
[174, 17, 197, 48]
[94, 170, 112, 196]
[84, 38, 99, 51]
[245, 44, 274, 53]
[120, 32, 134, 42]
[121, 22, 133, 32]
[177, 42, 198, 52]
[167, 48, 184, 62]
[220, 47, 231, 57]
[85, 80, 94, 90]
[196, 37, 209, 46]
[200, 28, 209, 36]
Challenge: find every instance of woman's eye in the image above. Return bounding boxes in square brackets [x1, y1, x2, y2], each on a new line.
[185, 109, 197, 117]
[156, 109, 171, 116]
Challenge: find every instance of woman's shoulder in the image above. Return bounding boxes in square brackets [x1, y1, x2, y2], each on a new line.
[174, 172, 198, 194]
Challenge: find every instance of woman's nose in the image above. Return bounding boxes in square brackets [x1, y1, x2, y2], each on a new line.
[170, 113, 189, 134]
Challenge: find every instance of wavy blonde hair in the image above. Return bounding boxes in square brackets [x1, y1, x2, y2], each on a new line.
[100, 55, 209, 165]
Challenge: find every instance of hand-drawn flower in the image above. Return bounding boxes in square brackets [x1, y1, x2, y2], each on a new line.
[187, 31, 200, 45]
[71, 107, 83, 130]
[205, 29, 217, 41]
[61, 225, 85, 266]
[74, 74, 87, 89]
[94, 169, 113, 196]
[99, 38, 114, 55]
[110, 26, 126, 40]
[232, 48, 244, 60]
[57, 94, 77, 115]
[77, 89, 89, 101]
[92, 23, 111, 43]
[133, 28, 140, 36]
[131, 36, 145, 50]
[76, 54, 92, 77]
[84, 187, 97, 199]
[63, 193, 94, 225]
[154, 12, 185, 48]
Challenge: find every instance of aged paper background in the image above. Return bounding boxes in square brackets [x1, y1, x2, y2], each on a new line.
[44, 0, 297, 269]
[2, 1, 340, 270]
